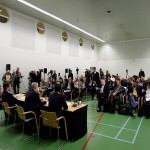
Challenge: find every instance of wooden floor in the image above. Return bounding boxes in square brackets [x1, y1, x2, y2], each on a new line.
[0, 96, 149, 150]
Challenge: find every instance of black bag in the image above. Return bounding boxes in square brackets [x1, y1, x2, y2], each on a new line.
[118, 105, 129, 115]
[138, 107, 144, 117]
[103, 100, 110, 112]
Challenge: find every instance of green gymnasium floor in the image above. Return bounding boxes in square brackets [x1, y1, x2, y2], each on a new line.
[0, 96, 149, 150]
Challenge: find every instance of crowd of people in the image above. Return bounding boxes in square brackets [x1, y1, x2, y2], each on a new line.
[0, 67, 150, 138]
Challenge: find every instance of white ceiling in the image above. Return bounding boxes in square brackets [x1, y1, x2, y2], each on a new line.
[1, 0, 150, 43]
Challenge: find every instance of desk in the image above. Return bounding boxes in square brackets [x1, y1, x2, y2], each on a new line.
[14, 94, 87, 142]
[63, 103, 87, 142]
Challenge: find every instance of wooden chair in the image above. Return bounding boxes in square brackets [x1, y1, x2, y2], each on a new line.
[39, 110, 68, 141]
[138, 96, 143, 110]
[2, 102, 17, 125]
[0, 100, 3, 124]
[16, 106, 39, 142]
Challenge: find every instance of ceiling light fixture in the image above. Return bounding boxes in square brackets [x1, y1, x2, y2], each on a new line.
[17, 0, 105, 43]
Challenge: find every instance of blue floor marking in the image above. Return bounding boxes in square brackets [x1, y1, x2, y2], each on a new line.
[87, 120, 136, 132]
[115, 116, 131, 139]
[88, 131, 133, 144]
[131, 117, 144, 144]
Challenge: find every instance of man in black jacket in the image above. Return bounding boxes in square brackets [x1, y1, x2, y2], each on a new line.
[2, 82, 18, 115]
[139, 69, 145, 78]
[24, 82, 47, 119]
[97, 79, 110, 112]
[91, 68, 100, 100]
[48, 84, 68, 117]
[109, 80, 125, 113]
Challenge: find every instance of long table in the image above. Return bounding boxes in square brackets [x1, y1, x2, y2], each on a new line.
[14, 94, 87, 142]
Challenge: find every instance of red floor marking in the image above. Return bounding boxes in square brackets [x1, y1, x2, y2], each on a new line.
[82, 113, 105, 150]
[92, 114, 102, 119]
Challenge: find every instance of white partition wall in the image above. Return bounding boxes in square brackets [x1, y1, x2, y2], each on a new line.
[0, 7, 98, 92]
[98, 39, 150, 78]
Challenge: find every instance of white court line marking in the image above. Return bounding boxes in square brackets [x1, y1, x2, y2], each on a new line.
[87, 120, 136, 132]
[115, 117, 131, 139]
[88, 106, 97, 110]
[131, 117, 144, 144]
[88, 131, 133, 144]
[84, 101, 94, 105]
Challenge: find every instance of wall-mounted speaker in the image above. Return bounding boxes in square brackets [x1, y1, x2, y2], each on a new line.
[44, 68, 47, 74]
[6, 64, 11, 71]
[65, 69, 68, 73]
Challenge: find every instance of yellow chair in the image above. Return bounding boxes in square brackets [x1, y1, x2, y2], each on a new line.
[2, 102, 17, 125]
[0, 100, 3, 124]
[16, 106, 39, 142]
[138, 96, 143, 110]
[39, 110, 68, 141]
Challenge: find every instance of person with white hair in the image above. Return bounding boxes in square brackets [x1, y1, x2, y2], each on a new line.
[24, 82, 47, 119]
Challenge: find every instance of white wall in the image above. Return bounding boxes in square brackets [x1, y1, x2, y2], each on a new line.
[98, 39, 150, 78]
[0, 7, 98, 92]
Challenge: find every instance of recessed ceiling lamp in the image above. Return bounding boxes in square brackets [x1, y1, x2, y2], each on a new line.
[17, 0, 105, 43]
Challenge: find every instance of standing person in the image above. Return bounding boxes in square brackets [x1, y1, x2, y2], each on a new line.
[2, 70, 13, 88]
[68, 69, 73, 80]
[91, 68, 100, 100]
[12, 67, 22, 94]
[139, 69, 145, 78]
[52, 70, 57, 81]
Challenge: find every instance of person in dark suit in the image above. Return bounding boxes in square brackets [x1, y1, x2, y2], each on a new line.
[52, 70, 57, 81]
[24, 82, 47, 119]
[68, 69, 73, 80]
[12, 67, 22, 94]
[139, 69, 145, 77]
[2, 82, 18, 115]
[91, 68, 100, 100]
[64, 77, 74, 100]
[48, 84, 68, 117]
[97, 79, 110, 112]
[109, 80, 125, 113]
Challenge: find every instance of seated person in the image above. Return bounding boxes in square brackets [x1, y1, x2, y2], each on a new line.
[97, 79, 110, 112]
[59, 77, 65, 93]
[47, 78, 56, 96]
[74, 77, 83, 99]
[48, 84, 68, 117]
[82, 77, 88, 95]
[64, 77, 74, 100]
[109, 79, 125, 113]
[2, 82, 18, 115]
[127, 80, 142, 117]
[24, 82, 47, 119]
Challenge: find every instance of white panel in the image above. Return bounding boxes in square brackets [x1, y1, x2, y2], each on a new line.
[84, 40, 91, 59]
[12, 11, 35, 50]
[68, 34, 79, 57]
[46, 25, 61, 54]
